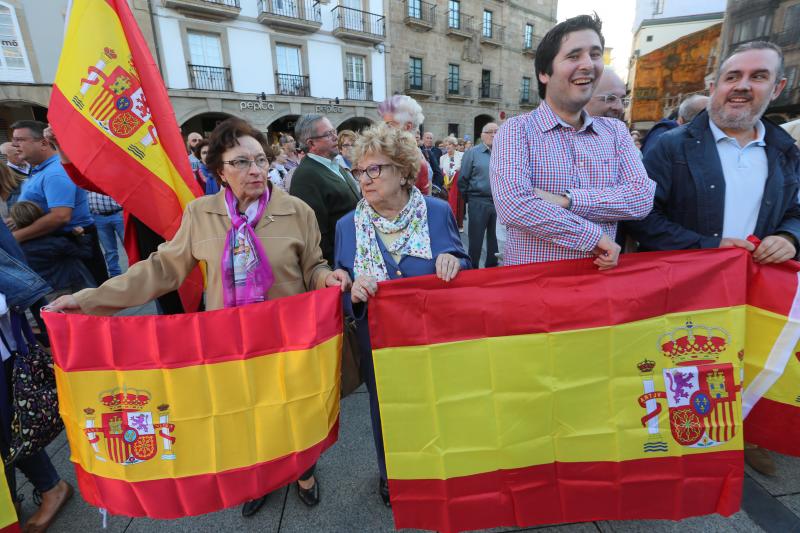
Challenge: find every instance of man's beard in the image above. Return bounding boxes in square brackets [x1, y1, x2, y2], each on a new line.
[708, 91, 771, 131]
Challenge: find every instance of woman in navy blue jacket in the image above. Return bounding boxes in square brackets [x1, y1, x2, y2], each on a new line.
[334, 123, 469, 507]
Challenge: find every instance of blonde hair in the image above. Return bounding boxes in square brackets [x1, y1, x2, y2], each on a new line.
[10, 200, 44, 229]
[0, 164, 23, 200]
[353, 123, 421, 190]
[337, 129, 357, 150]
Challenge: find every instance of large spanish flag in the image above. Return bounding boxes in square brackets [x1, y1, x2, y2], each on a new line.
[369, 248, 799, 533]
[42, 288, 342, 518]
[0, 466, 18, 533]
[49, 0, 204, 310]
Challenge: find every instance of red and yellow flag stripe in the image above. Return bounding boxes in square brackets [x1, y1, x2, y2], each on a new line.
[44, 288, 342, 518]
[370, 249, 798, 533]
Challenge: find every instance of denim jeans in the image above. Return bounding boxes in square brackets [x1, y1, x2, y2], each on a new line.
[0, 225, 51, 311]
[92, 211, 124, 277]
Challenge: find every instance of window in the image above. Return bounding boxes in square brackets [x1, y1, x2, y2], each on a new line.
[409, 56, 423, 90]
[448, 0, 460, 29]
[524, 23, 534, 48]
[187, 31, 226, 90]
[275, 44, 304, 95]
[786, 4, 800, 31]
[0, 4, 32, 82]
[341, 0, 364, 31]
[345, 53, 367, 100]
[275, 44, 302, 75]
[448, 123, 459, 137]
[483, 10, 493, 38]
[521, 77, 531, 103]
[187, 31, 223, 67]
[448, 63, 460, 94]
[653, 0, 665, 15]
[273, 0, 299, 18]
[407, 0, 421, 19]
[645, 35, 653, 42]
[481, 69, 491, 97]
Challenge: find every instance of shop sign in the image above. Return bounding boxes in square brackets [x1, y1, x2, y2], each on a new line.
[240, 101, 276, 111]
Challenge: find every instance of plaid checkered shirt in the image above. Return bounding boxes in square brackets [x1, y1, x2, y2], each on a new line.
[490, 101, 655, 265]
[87, 191, 122, 215]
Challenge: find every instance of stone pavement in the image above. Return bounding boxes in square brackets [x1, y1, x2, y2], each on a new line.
[13, 382, 800, 533]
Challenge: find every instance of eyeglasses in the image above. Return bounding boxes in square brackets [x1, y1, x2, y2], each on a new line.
[223, 156, 270, 171]
[351, 164, 395, 182]
[341, 143, 353, 148]
[308, 130, 338, 141]
[482, 130, 498, 135]
[11, 136, 34, 143]
[594, 94, 631, 107]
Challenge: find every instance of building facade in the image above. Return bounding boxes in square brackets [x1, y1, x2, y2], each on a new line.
[0, 0, 68, 141]
[719, 0, 800, 123]
[629, 23, 721, 130]
[135, 0, 389, 138]
[386, 0, 557, 142]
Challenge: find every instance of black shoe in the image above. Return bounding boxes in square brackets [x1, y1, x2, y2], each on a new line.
[379, 478, 391, 507]
[297, 480, 320, 507]
[241, 495, 267, 517]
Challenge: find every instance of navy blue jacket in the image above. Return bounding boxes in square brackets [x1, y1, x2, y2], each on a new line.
[641, 118, 679, 157]
[334, 196, 470, 352]
[625, 111, 800, 252]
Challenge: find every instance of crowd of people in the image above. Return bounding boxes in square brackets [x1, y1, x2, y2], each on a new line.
[0, 11, 798, 532]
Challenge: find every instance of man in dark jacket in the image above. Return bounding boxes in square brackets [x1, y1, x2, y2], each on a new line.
[459, 123, 499, 268]
[421, 131, 444, 188]
[290, 114, 360, 265]
[626, 41, 799, 475]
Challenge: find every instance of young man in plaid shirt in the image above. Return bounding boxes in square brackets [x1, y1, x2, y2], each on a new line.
[490, 14, 655, 268]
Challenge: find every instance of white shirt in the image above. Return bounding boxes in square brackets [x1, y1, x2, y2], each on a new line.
[709, 119, 768, 239]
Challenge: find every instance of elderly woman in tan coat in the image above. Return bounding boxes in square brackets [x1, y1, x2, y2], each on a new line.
[48, 117, 349, 516]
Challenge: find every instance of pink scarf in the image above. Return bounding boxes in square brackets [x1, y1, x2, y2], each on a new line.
[221, 187, 274, 307]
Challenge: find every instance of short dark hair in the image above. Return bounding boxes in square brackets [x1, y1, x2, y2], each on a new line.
[717, 40, 784, 82]
[205, 118, 268, 187]
[191, 139, 209, 160]
[10, 120, 47, 138]
[534, 13, 604, 99]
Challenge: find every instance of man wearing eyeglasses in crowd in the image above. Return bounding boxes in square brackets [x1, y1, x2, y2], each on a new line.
[290, 114, 360, 265]
[584, 69, 628, 120]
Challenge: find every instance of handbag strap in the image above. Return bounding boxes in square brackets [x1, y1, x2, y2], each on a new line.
[8, 313, 31, 356]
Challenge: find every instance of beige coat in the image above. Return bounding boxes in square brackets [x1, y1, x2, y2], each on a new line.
[74, 186, 331, 315]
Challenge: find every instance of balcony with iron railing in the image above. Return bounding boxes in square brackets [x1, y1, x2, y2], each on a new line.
[522, 36, 541, 57]
[188, 63, 232, 91]
[445, 78, 471, 100]
[332, 5, 386, 44]
[344, 80, 373, 101]
[257, 0, 322, 33]
[478, 82, 502, 101]
[404, 0, 436, 30]
[164, 0, 240, 19]
[481, 22, 505, 46]
[405, 72, 435, 96]
[773, 28, 800, 48]
[276, 73, 310, 97]
[446, 11, 474, 38]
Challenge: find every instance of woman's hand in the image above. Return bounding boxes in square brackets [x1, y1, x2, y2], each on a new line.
[325, 269, 352, 292]
[435, 253, 461, 282]
[351, 276, 377, 304]
[44, 295, 82, 314]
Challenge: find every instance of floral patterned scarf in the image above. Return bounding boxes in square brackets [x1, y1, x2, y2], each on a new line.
[221, 186, 274, 307]
[353, 186, 431, 281]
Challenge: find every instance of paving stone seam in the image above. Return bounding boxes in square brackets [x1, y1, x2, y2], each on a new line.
[276, 481, 290, 533]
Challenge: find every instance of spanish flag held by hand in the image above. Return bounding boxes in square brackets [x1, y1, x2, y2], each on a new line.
[369, 248, 800, 533]
[43, 289, 342, 518]
[49, 0, 204, 311]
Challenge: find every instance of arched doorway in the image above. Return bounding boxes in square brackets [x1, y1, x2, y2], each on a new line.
[268, 114, 300, 144]
[473, 114, 495, 143]
[337, 117, 373, 133]
[181, 112, 232, 138]
[0, 101, 48, 143]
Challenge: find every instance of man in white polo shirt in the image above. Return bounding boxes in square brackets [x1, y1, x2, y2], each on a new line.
[627, 41, 800, 475]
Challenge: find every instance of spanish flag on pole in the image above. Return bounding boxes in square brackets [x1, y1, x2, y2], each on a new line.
[42, 289, 342, 518]
[48, 0, 204, 310]
[369, 248, 800, 533]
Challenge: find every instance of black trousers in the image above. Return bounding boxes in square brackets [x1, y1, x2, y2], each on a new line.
[79, 225, 109, 286]
[130, 216, 185, 314]
[467, 197, 498, 268]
